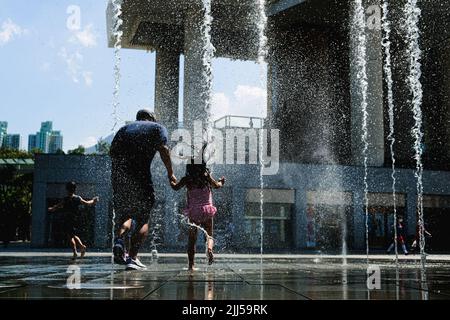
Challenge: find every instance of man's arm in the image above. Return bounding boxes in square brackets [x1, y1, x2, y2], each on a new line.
[159, 145, 176, 183]
[171, 177, 187, 191]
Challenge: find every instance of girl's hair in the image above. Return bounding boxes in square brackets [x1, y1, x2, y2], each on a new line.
[185, 160, 210, 189]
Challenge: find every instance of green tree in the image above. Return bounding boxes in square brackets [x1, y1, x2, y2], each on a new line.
[0, 148, 33, 159]
[95, 138, 111, 155]
[68, 145, 85, 155]
[55, 149, 65, 155]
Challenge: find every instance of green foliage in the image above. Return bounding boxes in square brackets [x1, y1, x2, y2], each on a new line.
[0, 148, 33, 159]
[0, 167, 33, 242]
[95, 138, 111, 155]
[68, 145, 85, 155]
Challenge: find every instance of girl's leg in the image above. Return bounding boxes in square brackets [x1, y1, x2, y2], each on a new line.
[188, 226, 198, 270]
[204, 219, 214, 265]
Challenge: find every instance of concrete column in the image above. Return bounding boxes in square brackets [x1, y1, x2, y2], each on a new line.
[350, 0, 385, 167]
[294, 189, 307, 250]
[232, 187, 246, 248]
[31, 182, 48, 247]
[406, 191, 417, 238]
[155, 49, 180, 130]
[183, 5, 208, 130]
[352, 190, 366, 250]
[94, 188, 110, 248]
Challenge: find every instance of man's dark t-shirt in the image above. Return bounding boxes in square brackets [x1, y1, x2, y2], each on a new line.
[110, 121, 169, 185]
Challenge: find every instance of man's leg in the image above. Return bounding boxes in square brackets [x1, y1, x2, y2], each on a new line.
[128, 222, 149, 259]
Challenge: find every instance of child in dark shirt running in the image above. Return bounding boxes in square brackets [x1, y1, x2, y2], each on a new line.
[48, 182, 99, 259]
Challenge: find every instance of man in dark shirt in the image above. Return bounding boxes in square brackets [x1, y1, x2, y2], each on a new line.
[110, 109, 175, 270]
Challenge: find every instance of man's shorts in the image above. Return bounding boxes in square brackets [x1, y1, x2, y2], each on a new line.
[111, 158, 155, 229]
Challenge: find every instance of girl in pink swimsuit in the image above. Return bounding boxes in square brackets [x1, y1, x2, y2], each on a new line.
[171, 162, 225, 270]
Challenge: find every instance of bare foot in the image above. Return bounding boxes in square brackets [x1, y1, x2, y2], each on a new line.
[207, 249, 214, 265]
[72, 252, 78, 259]
[80, 246, 87, 258]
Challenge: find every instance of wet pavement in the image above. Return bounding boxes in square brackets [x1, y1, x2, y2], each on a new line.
[0, 253, 449, 300]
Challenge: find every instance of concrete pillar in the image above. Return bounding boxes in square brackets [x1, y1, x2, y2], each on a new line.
[294, 188, 307, 250]
[406, 191, 417, 238]
[155, 49, 180, 130]
[183, 5, 208, 130]
[352, 190, 366, 250]
[350, 0, 385, 167]
[232, 187, 246, 248]
[31, 182, 48, 247]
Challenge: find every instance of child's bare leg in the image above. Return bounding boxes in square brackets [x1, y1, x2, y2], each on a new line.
[205, 219, 214, 252]
[74, 236, 86, 257]
[188, 227, 198, 270]
[70, 237, 78, 258]
[205, 219, 214, 265]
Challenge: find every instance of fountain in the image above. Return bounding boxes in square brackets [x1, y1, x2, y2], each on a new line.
[404, 0, 426, 271]
[110, 0, 123, 271]
[352, 0, 370, 262]
[381, 0, 399, 265]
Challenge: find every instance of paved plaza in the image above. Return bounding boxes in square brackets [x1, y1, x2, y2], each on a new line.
[0, 253, 449, 300]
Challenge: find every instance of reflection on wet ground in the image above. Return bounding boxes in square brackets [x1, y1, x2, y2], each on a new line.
[0, 253, 449, 300]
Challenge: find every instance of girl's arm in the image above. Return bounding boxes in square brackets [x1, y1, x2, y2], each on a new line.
[171, 177, 188, 191]
[207, 173, 226, 189]
[48, 201, 64, 213]
[80, 196, 99, 206]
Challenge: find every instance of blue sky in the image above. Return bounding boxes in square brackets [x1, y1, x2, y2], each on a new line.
[0, 0, 266, 151]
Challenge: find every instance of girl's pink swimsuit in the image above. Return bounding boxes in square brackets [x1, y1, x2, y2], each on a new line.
[183, 187, 217, 223]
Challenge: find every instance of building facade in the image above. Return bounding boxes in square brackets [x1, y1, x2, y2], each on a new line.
[29, 0, 450, 252]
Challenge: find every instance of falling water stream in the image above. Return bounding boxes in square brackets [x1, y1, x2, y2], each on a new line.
[256, 0, 268, 261]
[255, 0, 268, 297]
[110, 0, 123, 300]
[352, 0, 370, 262]
[404, 0, 426, 272]
[381, 0, 399, 267]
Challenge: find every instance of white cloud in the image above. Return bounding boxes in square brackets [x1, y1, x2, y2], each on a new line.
[211, 92, 231, 119]
[70, 24, 97, 48]
[82, 136, 97, 148]
[0, 19, 27, 46]
[212, 85, 267, 120]
[58, 47, 93, 87]
[59, 47, 83, 83]
[83, 71, 93, 87]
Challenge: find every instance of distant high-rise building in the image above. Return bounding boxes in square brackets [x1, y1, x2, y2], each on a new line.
[0, 122, 22, 150]
[49, 131, 63, 153]
[4, 134, 21, 150]
[28, 134, 37, 152]
[0, 121, 7, 149]
[28, 121, 63, 153]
